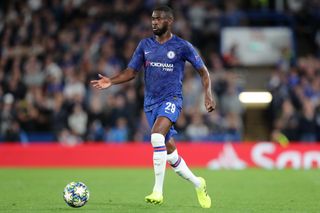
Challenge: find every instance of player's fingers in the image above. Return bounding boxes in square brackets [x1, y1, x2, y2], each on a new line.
[97, 84, 104, 89]
[207, 105, 214, 112]
[205, 102, 212, 108]
[92, 83, 101, 89]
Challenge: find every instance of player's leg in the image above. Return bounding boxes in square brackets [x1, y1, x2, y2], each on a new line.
[166, 138, 212, 208]
[166, 138, 200, 186]
[145, 116, 172, 204]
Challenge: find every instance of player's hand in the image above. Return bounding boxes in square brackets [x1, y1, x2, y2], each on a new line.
[90, 74, 112, 89]
[205, 95, 216, 113]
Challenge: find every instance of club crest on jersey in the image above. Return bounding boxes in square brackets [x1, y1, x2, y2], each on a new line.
[167, 51, 175, 59]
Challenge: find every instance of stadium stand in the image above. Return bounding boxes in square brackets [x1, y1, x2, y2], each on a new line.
[0, 0, 319, 143]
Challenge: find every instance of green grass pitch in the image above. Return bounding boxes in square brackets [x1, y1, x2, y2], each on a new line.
[0, 168, 319, 213]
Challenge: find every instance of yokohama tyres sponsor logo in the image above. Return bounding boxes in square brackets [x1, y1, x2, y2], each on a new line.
[146, 61, 174, 72]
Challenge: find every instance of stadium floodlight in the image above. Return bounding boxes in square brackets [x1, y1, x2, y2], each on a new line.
[238, 91, 272, 104]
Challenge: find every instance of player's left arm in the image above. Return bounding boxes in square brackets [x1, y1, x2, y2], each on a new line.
[183, 41, 216, 112]
[197, 66, 216, 112]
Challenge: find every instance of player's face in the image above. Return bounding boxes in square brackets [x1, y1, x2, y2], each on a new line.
[151, 11, 171, 36]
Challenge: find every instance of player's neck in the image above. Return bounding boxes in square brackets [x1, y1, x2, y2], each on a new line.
[155, 32, 173, 44]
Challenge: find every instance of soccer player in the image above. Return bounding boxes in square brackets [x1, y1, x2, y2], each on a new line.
[91, 5, 215, 208]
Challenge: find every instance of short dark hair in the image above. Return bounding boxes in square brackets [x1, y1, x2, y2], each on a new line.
[153, 5, 174, 19]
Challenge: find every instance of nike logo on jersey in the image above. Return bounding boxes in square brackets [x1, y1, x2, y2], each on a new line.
[144, 51, 151, 55]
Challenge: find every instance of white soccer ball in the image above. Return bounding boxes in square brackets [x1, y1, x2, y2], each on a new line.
[63, 182, 90, 208]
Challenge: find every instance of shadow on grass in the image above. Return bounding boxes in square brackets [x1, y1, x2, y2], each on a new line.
[57, 201, 203, 212]
[4, 201, 207, 213]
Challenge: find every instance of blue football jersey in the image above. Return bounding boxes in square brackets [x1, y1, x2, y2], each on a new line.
[128, 35, 204, 111]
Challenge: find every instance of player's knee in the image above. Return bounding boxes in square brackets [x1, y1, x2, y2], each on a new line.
[151, 133, 165, 147]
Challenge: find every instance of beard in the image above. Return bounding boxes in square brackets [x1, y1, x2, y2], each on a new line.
[152, 24, 168, 36]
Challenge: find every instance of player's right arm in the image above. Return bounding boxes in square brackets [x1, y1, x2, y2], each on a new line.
[90, 68, 136, 90]
[91, 40, 144, 90]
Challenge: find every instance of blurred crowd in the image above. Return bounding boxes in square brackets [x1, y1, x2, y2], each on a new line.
[0, 0, 319, 144]
[268, 55, 320, 142]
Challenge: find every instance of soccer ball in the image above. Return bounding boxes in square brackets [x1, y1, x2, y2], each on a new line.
[63, 182, 90, 208]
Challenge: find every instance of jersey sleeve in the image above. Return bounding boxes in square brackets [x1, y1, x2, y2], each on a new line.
[183, 41, 205, 70]
[127, 41, 144, 72]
